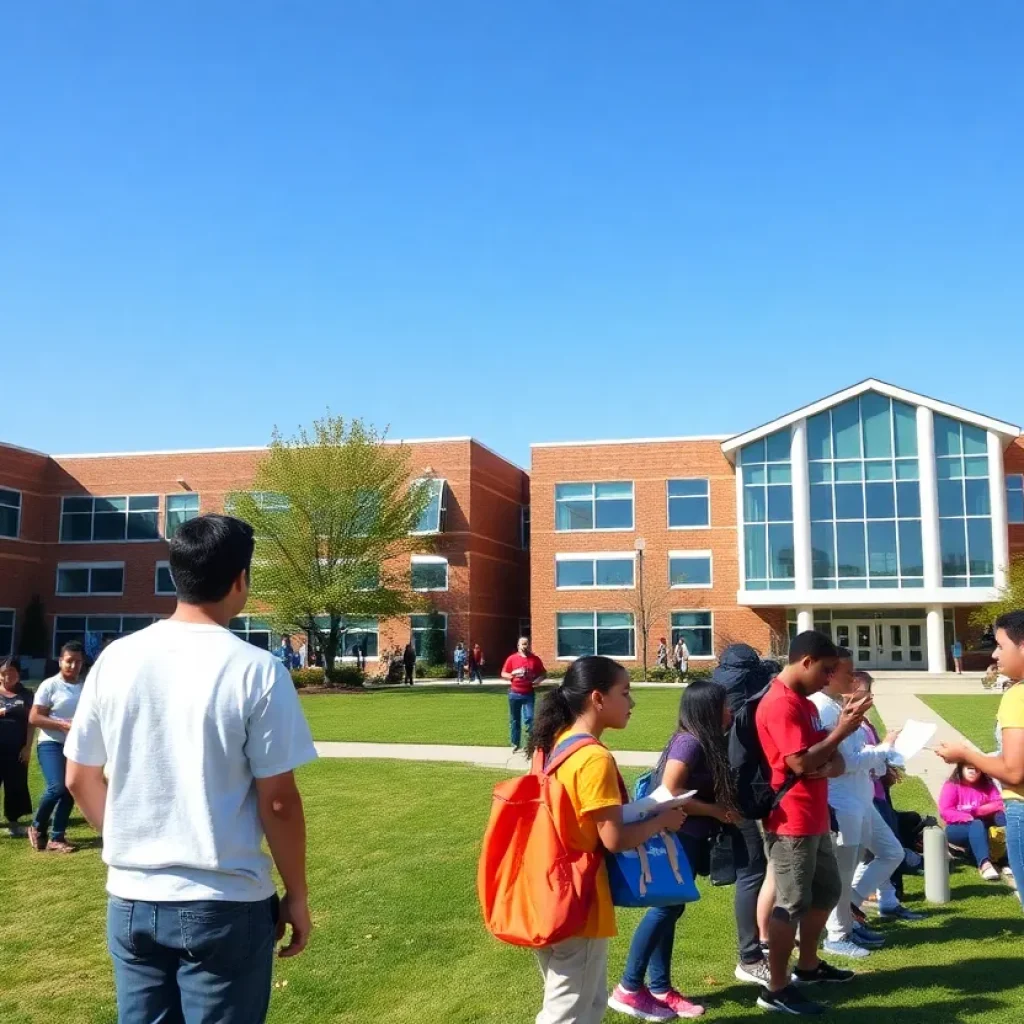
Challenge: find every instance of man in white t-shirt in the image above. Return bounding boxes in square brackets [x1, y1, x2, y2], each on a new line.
[66, 514, 318, 1024]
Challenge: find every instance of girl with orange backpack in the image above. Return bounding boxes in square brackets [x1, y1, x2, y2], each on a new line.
[524, 656, 687, 1024]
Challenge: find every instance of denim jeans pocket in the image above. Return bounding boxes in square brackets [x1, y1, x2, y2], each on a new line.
[107, 897, 138, 959]
[180, 903, 254, 975]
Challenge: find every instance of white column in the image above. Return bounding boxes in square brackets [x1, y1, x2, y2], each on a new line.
[926, 605, 946, 673]
[796, 607, 814, 634]
[790, 417, 812, 592]
[988, 431, 1009, 591]
[916, 406, 942, 591]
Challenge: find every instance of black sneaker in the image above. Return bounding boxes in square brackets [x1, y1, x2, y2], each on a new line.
[756, 985, 826, 1015]
[792, 959, 855, 985]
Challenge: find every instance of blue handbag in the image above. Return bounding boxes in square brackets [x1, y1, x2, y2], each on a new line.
[606, 830, 700, 908]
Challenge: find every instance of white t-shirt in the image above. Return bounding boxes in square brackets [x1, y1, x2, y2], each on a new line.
[65, 620, 318, 902]
[33, 675, 83, 745]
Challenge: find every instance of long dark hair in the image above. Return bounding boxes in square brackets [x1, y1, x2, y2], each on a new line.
[678, 681, 735, 811]
[528, 655, 627, 757]
[949, 762, 995, 789]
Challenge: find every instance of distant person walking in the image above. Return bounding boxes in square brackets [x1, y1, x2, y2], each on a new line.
[65, 513, 317, 1024]
[951, 639, 964, 674]
[454, 642, 468, 683]
[469, 643, 485, 684]
[656, 637, 669, 670]
[27, 640, 85, 853]
[403, 640, 417, 686]
[675, 637, 690, 680]
[0, 658, 35, 838]
[501, 636, 547, 752]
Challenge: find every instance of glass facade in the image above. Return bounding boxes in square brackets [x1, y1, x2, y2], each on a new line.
[807, 394, 923, 589]
[741, 429, 794, 589]
[934, 414, 993, 586]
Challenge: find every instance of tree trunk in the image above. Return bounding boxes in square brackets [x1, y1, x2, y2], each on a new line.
[324, 621, 341, 683]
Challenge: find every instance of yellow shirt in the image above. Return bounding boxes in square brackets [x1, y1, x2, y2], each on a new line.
[998, 684, 1024, 801]
[551, 730, 623, 939]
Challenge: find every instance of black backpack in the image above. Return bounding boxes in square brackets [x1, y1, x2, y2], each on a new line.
[728, 682, 797, 820]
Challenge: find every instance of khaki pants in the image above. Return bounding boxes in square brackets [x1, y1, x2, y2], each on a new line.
[535, 937, 609, 1024]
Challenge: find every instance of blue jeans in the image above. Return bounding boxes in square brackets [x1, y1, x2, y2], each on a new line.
[509, 693, 535, 749]
[107, 896, 278, 1024]
[946, 813, 1007, 866]
[33, 741, 74, 840]
[1005, 801, 1024, 913]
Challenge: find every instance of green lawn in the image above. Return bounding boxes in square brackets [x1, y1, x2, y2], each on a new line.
[2, 759, 1023, 1023]
[918, 694, 1002, 750]
[300, 684, 687, 751]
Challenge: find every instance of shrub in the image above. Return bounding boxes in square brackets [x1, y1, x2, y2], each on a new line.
[627, 665, 714, 683]
[290, 667, 325, 689]
[417, 663, 455, 680]
[326, 665, 365, 688]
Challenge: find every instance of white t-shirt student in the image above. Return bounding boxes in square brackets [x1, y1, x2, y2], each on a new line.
[65, 619, 318, 902]
[33, 675, 83, 744]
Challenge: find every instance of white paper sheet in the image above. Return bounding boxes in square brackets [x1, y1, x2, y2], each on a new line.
[622, 787, 698, 824]
[892, 719, 937, 761]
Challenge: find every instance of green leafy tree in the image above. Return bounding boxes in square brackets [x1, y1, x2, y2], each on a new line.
[971, 556, 1024, 631]
[228, 416, 433, 679]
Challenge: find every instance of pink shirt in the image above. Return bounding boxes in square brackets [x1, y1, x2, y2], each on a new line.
[939, 779, 1005, 825]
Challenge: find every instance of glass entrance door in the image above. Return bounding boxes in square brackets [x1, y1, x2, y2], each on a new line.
[832, 619, 926, 670]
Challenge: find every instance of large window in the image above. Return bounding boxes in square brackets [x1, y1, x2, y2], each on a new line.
[669, 552, 713, 588]
[56, 562, 125, 596]
[670, 611, 714, 657]
[155, 562, 176, 595]
[555, 482, 634, 532]
[556, 612, 635, 659]
[741, 429, 794, 590]
[935, 414, 993, 587]
[412, 479, 447, 535]
[667, 479, 710, 528]
[520, 505, 530, 549]
[53, 615, 157, 657]
[1007, 475, 1024, 525]
[166, 494, 200, 537]
[410, 613, 447, 657]
[229, 616, 274, 649]
[807, 394, 922, 590]
[411, 555, 449, 592]
[555, 553, 635, 589]
[60, 495, 160, 542]
[0, 488, 21, 539]
[0, 610, 13, 657]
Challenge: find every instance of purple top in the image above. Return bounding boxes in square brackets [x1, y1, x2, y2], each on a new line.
[666, 730, 718, 838]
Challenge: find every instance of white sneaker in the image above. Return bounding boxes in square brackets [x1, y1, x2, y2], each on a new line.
[981, 864, 1000, 881]
[1002, 867, 1017, 891]
[822, 939, 871, 960]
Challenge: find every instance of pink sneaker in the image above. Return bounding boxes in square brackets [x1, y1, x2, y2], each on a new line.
[652, 989, 706, 1018]
[608, 984, 675, 1021]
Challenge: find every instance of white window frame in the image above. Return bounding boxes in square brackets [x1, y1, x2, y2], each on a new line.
[554, 482, 635, 533]
[411, 554, 449, 592]
[165, 493, 201, 537]
[52, 613, 160, 657]
[55, 561, 126, 597]
[556, 611, 637, 661]
[0, 487, 22, 540]
[155, 561, 176, 596]
[410, 478, 447, 536]
[666, 478, 711, 530]
[0, 608, 14, 658]
[59, 494, 161, 544]
[554, 551, 637, 590]
[670, 610, 716, 660]
[1007, 474, 1024, 525]
[668, 550, 714, 590]
[410, 612, 448, 658]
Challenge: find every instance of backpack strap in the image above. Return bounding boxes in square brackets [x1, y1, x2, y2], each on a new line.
[540, 733, 602, 775]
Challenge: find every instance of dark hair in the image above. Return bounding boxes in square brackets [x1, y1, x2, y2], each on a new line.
[0, 656, 20, 675]
[995, 611, 1024, 645]
[678, 681, 736, 811]
[528, 656, 627, 757]
[835, 646, 852, 661]
[60, 640, 84, 657]
[168, 514, 255, 604]
[788, 630, 839, 663]
[949, 762, 995, 789]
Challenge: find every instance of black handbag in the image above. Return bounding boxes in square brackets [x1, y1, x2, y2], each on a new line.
[709, 826, 740, 887]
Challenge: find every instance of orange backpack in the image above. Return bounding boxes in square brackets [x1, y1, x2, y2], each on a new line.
[477, 734, 608, 948]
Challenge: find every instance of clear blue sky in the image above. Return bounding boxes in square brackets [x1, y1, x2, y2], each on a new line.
[3, 2, 1023, 469]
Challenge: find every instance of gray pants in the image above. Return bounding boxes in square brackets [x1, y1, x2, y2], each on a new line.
[535, 937, 609, 1024]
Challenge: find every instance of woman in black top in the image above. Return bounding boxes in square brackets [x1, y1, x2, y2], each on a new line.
[0, 658, 35, 837]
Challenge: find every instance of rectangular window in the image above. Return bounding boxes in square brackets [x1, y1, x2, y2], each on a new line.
[411, 555, 449, 592]
[53, 614, 157, 657]
[0, 609, 13, 657]
[555, 553, 635, 589]
[555, 482, 634, 532]
[412, 479, 447, 535]
[556, 612, 635, 659]
[740, 429, 794, 590]
[669, 552, 713, 588]
[56, 562, 125, 596]
[410, 613, 447, 657]
[165, 494, 200, 537]
[229, 616, 273, 650]
[520, 505, 530, 549]
[0, 488, 22, 539]
[670, 611, 714, 658]
[311, 616, 381, 659]
[60, 495, 160, 543]
[1006, 475, 1024, 525]
[667, 479, 710, 528]
[155, 562, 176, 595]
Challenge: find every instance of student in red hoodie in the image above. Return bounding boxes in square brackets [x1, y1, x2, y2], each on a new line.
[940, 764, 1007, 881]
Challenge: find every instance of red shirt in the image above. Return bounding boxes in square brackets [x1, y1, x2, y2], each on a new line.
[502, 653, 546, 695]
[755, 678, 830, 837]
